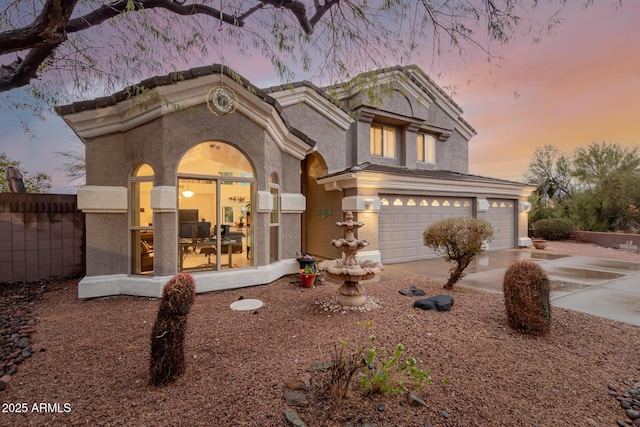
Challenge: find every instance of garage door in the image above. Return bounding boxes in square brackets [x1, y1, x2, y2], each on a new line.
[485, 199, 516, 250]
[379, 195, 473, 264]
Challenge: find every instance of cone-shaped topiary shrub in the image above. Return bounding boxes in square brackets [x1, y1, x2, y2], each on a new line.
[503, 260, 551, 336]
[150, 272, 196, 386]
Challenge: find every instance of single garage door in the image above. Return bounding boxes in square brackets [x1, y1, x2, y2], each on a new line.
[379, 195, 473, 264]
[485, 199, 516, 250]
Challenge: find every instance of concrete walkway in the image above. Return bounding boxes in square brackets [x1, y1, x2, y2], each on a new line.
[373, 249, 640, 326]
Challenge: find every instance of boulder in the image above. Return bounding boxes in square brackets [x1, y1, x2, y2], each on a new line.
[414, 295, 454, 312]
[399, 285, 426, 297]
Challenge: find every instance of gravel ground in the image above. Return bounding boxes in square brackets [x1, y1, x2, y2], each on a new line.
[1, 241, 639, 427]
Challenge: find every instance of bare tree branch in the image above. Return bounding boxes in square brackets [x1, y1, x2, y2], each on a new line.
[0, 0, 327, 93]
[0, 0, 78, 55]
[65, 0, 244, 35]
[309, 0, 339, 28]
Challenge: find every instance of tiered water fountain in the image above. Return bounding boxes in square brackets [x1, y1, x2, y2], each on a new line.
[317, 211, 384, 306]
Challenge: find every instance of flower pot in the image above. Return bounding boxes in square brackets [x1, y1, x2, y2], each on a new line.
[532, 239, 547, 250]
[298, 259, 316, 270]
[300, 273, 317, 288]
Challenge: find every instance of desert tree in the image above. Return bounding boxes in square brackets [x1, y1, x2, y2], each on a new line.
[0, 0, 612, 117]
[569, 142, 640, 231]
[523, 144, 575, 223]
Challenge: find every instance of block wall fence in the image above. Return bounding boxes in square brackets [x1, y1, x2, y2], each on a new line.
[0, 193, 85, 283]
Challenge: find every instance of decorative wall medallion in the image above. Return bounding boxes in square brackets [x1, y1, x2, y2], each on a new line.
[207, 86, 238, 116]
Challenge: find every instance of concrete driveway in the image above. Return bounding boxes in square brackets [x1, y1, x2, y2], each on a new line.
[374, 249, 640, 326]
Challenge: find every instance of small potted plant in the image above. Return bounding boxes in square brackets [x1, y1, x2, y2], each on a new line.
[300, 264, 317, 288]
[296, 251, 316, 270]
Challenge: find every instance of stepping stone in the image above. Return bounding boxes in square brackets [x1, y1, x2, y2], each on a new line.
[230, 299, 263, 311]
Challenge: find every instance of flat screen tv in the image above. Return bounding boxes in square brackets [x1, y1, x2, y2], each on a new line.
[178, 209, 199, 223]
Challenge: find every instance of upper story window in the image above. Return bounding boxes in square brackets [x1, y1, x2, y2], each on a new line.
[370, 124, 396, 158]
[417, 134, 436, 163]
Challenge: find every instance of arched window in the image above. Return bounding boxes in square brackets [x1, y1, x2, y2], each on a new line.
[130, 163, 155, 275]
[177, 142, 255, 272]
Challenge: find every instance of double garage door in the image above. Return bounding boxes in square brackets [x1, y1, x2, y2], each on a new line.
[378, 195, 515, 264]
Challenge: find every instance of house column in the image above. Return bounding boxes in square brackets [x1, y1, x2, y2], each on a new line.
[150, 186, 178, 276]
[518, 200, 533, 247]
[77, 185, 129, 277]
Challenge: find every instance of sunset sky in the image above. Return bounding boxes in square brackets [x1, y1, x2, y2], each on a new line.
[1, 1, 638, 192]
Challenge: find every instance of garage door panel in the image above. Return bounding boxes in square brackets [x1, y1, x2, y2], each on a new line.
[392, 213, 406, 224]
[379, 195, 473, 263]
[486, 199, 515, 251]
[405, 213, 418, 224]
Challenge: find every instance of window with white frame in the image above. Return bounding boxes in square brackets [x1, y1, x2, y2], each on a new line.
[370, 124, 396, 158]
[417, 134, 436, 163]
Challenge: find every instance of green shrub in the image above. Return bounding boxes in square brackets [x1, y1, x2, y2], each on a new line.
[150, 272, 196, 386]
[503, 260, 551, 336]
[532, 218, 574, 240]
[423, 217, 494, 289]
[324, 321, 431, 400]
[360, 338, 431, 397]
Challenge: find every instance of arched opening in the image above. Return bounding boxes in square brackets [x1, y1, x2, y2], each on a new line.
[130, 163, 155, 275]
[177, 142, 255, 272]
[301, 152, 342, 260]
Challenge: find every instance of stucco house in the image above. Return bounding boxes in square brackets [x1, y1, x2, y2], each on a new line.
[56, 64, 534, 298]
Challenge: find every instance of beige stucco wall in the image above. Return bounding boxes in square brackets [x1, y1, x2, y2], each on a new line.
[435, 131, 469, 174]
[279, 103, 349, 174]
[82, 103, 303, 278]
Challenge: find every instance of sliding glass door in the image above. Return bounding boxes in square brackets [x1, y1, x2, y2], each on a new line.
[177, 142, 254, 272]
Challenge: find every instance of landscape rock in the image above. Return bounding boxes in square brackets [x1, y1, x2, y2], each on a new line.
[306, 361, 332, 372]
[286, 378, 309, 392]
[414, 295, 454, 312]
[406, 392, 426, 407]
[284, 391, 309, 407]
[399, 286, 426, 297]
[627, 409, 640, 420]
[283, 406, 306, 427]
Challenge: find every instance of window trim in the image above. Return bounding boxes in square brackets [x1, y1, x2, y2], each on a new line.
[370, 124, 397, 159]
[417, 133, 436, 164]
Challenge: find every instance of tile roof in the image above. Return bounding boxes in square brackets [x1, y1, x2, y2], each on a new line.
[320, 162, 531, 187]
[55, 64, 315, 147]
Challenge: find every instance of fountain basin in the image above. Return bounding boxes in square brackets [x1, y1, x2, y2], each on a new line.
[318, 259, 383, 283]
